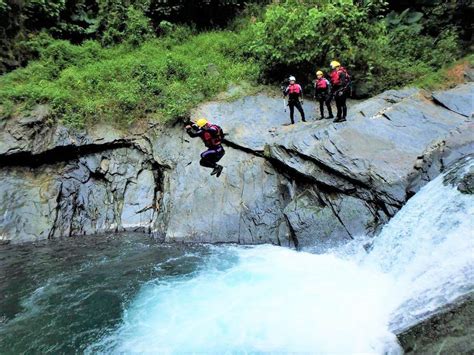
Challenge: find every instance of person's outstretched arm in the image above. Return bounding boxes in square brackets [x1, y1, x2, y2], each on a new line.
[186, 125, 202, 138]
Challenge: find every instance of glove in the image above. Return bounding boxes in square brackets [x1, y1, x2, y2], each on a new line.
[337, 91, 343, 97]
[300, 100, 304, 105]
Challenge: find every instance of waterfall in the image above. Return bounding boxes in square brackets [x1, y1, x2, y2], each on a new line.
[89, 158, 473, 354]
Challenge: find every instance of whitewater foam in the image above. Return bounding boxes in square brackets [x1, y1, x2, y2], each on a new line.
[89, 158, 473, 353]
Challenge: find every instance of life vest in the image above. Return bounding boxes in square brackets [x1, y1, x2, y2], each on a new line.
[316, 78, 329, 90]
[201, 124, 224, 147]
[330, 67, 350, 87]
[287, 83, 302, 95]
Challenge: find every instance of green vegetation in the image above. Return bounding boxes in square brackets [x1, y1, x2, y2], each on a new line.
[0, 1, 469, 127]
[413, 55, 474, 91]
[0, 30, 258, 126]
[0, 0, 265, 72]
[244, 0, 462, 96]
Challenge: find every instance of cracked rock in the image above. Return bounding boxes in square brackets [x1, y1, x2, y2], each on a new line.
[0, 83, 472, 247]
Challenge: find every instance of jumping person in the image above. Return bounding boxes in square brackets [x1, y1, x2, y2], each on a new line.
[283, 76, 306, 124]
[314, 70, 333, 120]
[185, 118, 225, 177]
[329, 61, 351, 123]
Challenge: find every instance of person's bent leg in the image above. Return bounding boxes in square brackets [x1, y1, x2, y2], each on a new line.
[200, 149, 218, 169]
[201, 147, 225, 176]
[214, 147, 225, 177]
[319, 99, 324, 118]
[209, 147, 225, 177]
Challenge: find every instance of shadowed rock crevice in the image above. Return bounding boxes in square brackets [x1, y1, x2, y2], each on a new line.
[0, 140, 134, 168]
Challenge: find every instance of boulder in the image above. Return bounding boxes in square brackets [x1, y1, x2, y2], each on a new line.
[264, 88, 470, 205]
[432, 83, 473, 117]
[397, 293, 474, 354]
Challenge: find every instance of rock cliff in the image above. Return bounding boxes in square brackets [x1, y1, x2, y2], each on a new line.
[0, 83, 472, 247]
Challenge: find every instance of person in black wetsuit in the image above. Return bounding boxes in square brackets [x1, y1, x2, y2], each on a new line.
[329, 60, 351, 123]
[283, 76, 306, 124]
[185, 118, 225, 177]
[314, 70, 334, 120]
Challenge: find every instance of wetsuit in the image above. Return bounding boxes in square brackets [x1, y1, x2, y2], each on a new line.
[314, 77, 333, 119]
[284, 83, 306, 124]
[330, 67, 350, 122]
[186, 124, 225, 170]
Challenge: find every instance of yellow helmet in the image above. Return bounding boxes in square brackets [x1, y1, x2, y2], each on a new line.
[316, 70, 323, 76]
[330, 60, 341, 69]
[196, 118, 208, 128]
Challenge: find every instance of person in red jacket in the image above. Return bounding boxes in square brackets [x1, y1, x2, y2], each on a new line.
[283, 76, 306, 124]
[329, 60, 351, 123]
[186, 118, 225, 177]
[314, 70, 334, 120]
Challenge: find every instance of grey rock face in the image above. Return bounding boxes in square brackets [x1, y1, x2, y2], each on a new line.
[0, 145, 159, 244]
[0, 105, 128, 157]
[432, 83, 473, 117]
[187, 83, 472, 248]
[149, 126, 292, 245]
[263, 87, 470, 207]
[0, 166, 61, 244]
[397, 293, 474, 354]
[443, 155, 474, 194]
[282, 188, 377, 251]
[0, 83, 472, 247]
[192, 93, 320, 152]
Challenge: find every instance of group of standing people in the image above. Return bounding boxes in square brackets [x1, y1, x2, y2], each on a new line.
[283, 60, 351, 124]
[185, 60, 351, 178]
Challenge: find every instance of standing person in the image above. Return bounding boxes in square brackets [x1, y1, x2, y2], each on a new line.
[329, 61, 351, 123]
[283, 76, 306, 124]
[185, 118, 225, 177]
[314, 70, 333, 120]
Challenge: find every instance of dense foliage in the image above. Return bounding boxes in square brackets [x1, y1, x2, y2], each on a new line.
[0, 30, 258, 126]
[244, 0, 462, 95]
[0, 0, 469, 127]
[0, 0, 270, 72]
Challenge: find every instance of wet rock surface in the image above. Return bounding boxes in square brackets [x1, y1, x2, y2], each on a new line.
[397, 293, 474, 354]
[443, 155, 474, 194]
[0, 83, 473, 247]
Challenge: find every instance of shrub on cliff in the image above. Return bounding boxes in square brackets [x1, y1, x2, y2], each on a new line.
[244, 0, 461, 96]
[0, 30, 259, 126]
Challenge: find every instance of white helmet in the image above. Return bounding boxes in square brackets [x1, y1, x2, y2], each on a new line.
[289, 76, 296, 81]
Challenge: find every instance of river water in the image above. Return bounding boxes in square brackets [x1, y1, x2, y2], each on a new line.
[0, 160, 473, 354]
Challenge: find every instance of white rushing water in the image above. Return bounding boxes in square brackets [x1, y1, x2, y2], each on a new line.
[90, 159, 473, 354]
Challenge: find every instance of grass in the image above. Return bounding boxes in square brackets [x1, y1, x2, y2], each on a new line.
[412, 55, 473, 92]
[0, 30, 259, 127]
[0, 20, 468, 128]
